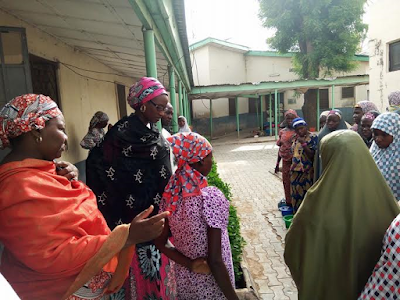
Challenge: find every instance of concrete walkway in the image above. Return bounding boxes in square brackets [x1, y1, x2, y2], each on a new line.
[213, 141, 298, 300]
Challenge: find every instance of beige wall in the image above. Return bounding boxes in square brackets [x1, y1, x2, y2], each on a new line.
[246, 56, 298, 82]
[191, 46, 211, 86]
[208, 47, 246, 84]
[368, 0, 400, 111]
[1, 10, 134, 163]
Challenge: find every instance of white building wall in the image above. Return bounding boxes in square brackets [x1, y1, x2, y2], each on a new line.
[246, 56, 299, 82]
[368, 0, 400, 111]
[191, 46, 211, 86]
[208, 46, 246, 84]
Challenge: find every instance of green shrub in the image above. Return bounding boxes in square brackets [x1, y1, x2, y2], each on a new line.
[207, 160, 246, 282]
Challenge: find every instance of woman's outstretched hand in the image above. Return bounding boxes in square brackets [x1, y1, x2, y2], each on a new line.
[126, 206, 169, 247]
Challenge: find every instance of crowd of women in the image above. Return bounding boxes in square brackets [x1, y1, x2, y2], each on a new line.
[0, 78, 237, 300]
[1, 77, 400, 300]
[275, 91, 400, 299]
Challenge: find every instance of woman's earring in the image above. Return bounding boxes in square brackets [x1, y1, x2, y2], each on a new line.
[140, 105, 146, 113]
[36, 136, 42, 143]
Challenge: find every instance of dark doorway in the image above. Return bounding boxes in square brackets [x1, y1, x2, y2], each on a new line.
[319, 89, 329, 109]
[117, 84, 127, 118]
[228, 98, 236, 116]
[29, 54, 60, 106]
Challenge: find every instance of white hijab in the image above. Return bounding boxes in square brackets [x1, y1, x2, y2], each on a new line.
[178, 116, 191, 133]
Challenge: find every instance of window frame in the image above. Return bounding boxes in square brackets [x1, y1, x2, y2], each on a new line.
[389, 40, 400, 72]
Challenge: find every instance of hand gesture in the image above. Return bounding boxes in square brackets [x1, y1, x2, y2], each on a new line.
[55, 161, 79, 181]
[191, 257, 211, 274]
[297, 137, 306, 144]
[126, 206, 169, 246]
[274, 165, 280, 173]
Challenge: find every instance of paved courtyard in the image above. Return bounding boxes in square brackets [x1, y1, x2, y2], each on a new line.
[213, 140, 298, 300]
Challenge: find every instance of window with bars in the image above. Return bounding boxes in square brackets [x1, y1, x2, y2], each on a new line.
[389, 41, 400, 72]
[342, 87, 355, 99]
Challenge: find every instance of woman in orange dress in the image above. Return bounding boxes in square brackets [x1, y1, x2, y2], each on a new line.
[0, 94, 168, 300]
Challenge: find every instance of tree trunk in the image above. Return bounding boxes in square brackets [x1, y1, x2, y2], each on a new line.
[301, 89, 318, 129]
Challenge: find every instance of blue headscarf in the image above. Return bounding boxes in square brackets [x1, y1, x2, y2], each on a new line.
[292, 117, 307, 128]
[370, 112, 400, 201]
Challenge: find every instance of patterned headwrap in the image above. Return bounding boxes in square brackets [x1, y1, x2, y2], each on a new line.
[89, 111, 109, 130]
[388, 91, 400, 106]
[0, 94, 62, 149]
[388, 91, 400, 113]
[370, 113, 400, 201]
[127, 77, 167, 109]
[292, 117, 307, 128]
[328, 110, 342, 119]
[284, 109, 298, 118]
[320, 111, 330, 118]
[362, 112, 377, 121]
[162, 132, 212, 213]
[354, 100, 378, 114]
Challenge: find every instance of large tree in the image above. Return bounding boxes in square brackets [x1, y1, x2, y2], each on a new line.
[258, 0, 367, 127]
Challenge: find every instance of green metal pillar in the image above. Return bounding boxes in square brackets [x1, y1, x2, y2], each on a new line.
[168, 66, 178, 133]
[210, 99, 213, 139]
[187, 96, 191, 125]
[182, 89, 187, 119]
[143, 28, 161, 130]
[235, 97, 240, 138]
[255, 97, 259, 128]
[274, 89, 278, 139]
[331, 85, 335, 109]
[143, 29, 157, 78]
[178, 81, 183, 116]
[317, 89, 320, 131]
[269, 93, 272, 137]
[260, 95, 264, 130]
[277, 92, 280, 123]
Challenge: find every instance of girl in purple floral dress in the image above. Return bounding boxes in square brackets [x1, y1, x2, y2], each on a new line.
[155, 132, 238, 300]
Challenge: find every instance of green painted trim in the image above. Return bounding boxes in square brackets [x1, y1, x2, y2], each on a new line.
[210, 99, 213, 139]
[260, 96, 264, 130]
[245, 51, 369, 61]
[245, 50, 293, 58]
[189, 37, 249, 52]
[269, 93, 272, 137]
[128, 0, 191, 90]
[274, 89, 278, 139]
[235, 97, 240, 138]
[168, 66, 179, 133]
[178, 81, 183, 115]
[190, 75, 369, 97]
[331, 84, 335, 109]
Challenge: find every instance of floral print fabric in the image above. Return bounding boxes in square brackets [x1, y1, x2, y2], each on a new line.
[0, 94, 61, 149]
[160, 186, 235, 299]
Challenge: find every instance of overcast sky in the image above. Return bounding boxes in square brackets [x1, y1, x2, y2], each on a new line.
[185, 0, 373, 52]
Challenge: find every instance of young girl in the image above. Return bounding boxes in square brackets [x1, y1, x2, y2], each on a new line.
[370, 112, 400, 201]
[178, 116, 191, 133]
[276, 109, 298, 206]
[155, 132, 238, 300]
[290, 118, 318, 213]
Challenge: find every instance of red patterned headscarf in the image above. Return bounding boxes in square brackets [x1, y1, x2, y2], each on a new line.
[0, 94, 62, 149]
[162, 132, 212, 213]
[127, 77, 167, 109]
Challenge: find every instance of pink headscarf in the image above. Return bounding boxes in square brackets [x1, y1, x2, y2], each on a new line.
[284, 109, 298, 118]
[127, 77, 167, 109]
[162, 132, 212, 214]
[0, 94, 62, 149]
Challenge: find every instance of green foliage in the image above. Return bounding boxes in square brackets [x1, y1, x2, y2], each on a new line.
[207, 160, 246, 282]
[258, 0, 367, 78]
